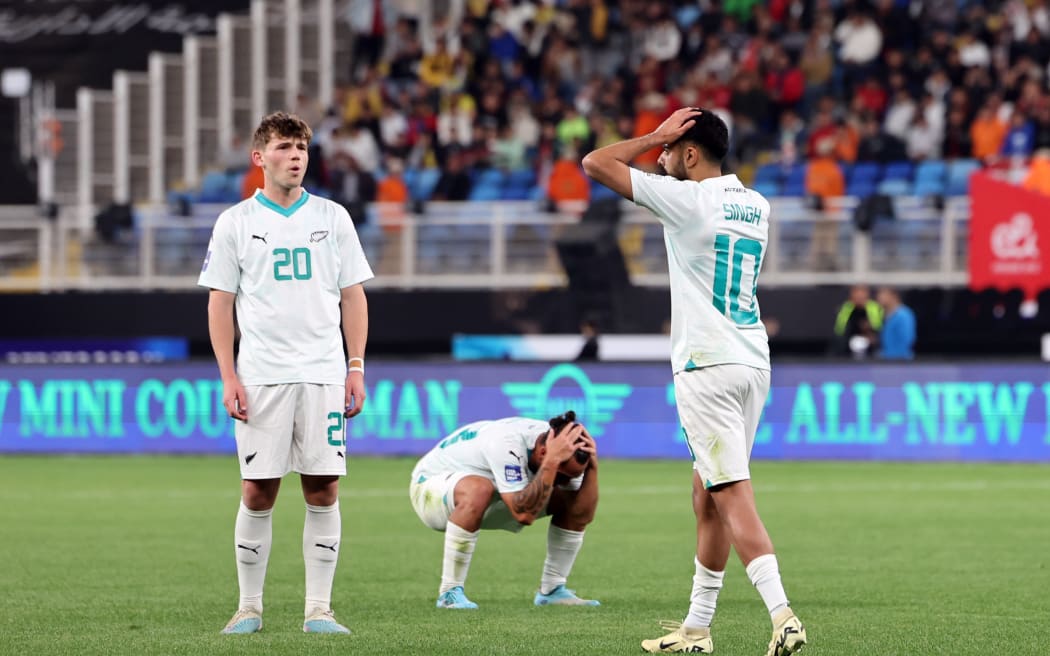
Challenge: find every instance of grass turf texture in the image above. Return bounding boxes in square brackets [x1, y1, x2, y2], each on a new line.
[0, 457, 1046, 656]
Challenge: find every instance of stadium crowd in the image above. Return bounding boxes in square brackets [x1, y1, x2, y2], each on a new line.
[221, 0, 1050, 206]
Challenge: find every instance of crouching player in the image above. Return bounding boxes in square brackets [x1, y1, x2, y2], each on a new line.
[409, 411, 600, 609]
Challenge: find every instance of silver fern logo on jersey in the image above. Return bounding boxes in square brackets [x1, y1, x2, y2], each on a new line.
[310, 231, 329, 243]
[501, 364, 630, 437]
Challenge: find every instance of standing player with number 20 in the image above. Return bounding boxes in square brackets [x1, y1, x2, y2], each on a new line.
[582, 108, 807, 656]
[199, 112, 374, 636]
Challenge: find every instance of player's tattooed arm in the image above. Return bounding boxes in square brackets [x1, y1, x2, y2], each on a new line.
[509, 468, 556, 518]
[501, 423, 580, 525]
[502, 461, 559, 525]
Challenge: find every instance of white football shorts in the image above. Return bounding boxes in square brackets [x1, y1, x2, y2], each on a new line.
[408, 470, 526, 533]
[674, 364, 770, 489]
[234, 383, 347, 478]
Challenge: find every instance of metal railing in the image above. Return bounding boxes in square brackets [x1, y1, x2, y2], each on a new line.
[0, 196, 970, 292]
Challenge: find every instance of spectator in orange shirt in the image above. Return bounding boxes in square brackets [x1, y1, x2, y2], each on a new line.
[241, 160, 265, 199]
[632, 74, 670, 170]
[375, 158, 410, 274]
[971, 105, 1007, 161]
[376, 158, 409, 205]
[805, 138, 846, 198]
[547, 150, 590, 203]
[1023, 149, 1050, 196]
[832, 119, 860, 163]
[806, 137, 845, 270]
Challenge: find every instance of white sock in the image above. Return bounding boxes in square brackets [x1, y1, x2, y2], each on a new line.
[745, 553, 789, 620]
[439, 522, 479, 594]
[540, 525, 585, 595]
[303, 501, 341, 615]
[683, 558, 724, 629]
[234, 502, 273, 613]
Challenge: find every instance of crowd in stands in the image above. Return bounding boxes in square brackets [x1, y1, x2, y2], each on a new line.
[212, 0, 1050, 208]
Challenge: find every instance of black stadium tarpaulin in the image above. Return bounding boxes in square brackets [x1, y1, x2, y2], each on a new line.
[0, 0, 251, 105]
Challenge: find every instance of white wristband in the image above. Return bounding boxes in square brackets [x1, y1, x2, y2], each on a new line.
[348, 366, 364, 374]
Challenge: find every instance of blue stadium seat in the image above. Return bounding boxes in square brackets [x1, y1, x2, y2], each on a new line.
[913, 178, 946, 196]
[590, 180, 620, 201]
[849, 162, 881, 185]
[474, 169, 505, 188]
[506, 168, 537, 189]
[914, 160, 947, 184]
[410, 168, 441, 201]
[753, 181, 781, 197]
[877, 178, 912, 195]
[784, 163, 807, 186]
[882, 161, 914, 182]
[754, 163, 783, 184]
[503, 168, 538, 200]
[946, 159, 981, 196]
[501, 186, 533, 200]
[198, 171, 231, 203]
[847, 179, 876, 197]
[229, 171, 247, 194]
[468, 182, 502, 201]
[780, 179, 807, 197]
[402, 167, 419, 192]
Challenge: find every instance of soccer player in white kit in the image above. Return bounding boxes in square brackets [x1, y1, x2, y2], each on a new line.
[409, 412, 600, 609]
[199, 112, 374, 635]
[583, 108, 807, 656]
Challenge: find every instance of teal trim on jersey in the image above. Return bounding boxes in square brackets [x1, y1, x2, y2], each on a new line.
[254, 190, 310, 217]
[417, 474, 426, 484]
[704, 479, 714, 489]
[684, 359, 699, 371]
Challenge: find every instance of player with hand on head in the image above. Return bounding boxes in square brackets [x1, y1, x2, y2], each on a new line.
[199, 111, 374, 636]
[409, 411, 600, 609]
[583, 108, 807, 655]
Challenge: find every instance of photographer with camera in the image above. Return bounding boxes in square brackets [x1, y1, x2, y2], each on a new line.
[408, 411, 600, 609]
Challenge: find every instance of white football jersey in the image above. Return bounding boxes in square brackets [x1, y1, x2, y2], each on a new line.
[630, 169, 770, 373]
[413, 417, 580, 494]
[198, 191, 374, 385]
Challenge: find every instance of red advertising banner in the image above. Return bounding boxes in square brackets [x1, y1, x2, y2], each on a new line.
[969, 172, 1050, 298]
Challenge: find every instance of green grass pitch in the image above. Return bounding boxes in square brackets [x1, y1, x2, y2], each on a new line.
[0, 456, 1047, 655]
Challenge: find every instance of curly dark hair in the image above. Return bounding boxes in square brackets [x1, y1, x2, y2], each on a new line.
[251, 111, 313, 150]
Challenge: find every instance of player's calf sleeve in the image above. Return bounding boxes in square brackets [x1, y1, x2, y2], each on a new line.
[540, 525, 584, 594]
[439, 522, 478, 594]
[303, 501, 341, 615]
[234, 502, 273, 613]
[684, 558, 724, 629]
[745, 553, 789, 620]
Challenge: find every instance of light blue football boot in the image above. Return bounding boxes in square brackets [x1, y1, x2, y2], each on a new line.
[221, 608, 262, 634]
[533, 585, 600, 606]
[303, 608, 351, 634]
[435, 586, 478, 609]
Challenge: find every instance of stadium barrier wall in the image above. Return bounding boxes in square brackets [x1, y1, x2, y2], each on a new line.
[2, 362, 1048, 461]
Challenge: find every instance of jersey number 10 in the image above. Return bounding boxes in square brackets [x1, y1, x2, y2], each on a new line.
[712, 234, 762, 326]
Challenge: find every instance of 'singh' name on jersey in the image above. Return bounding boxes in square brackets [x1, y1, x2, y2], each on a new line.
[722, 202, 763, 225]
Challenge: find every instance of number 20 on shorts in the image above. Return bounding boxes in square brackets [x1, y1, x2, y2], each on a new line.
[327, 412, 345, 446]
